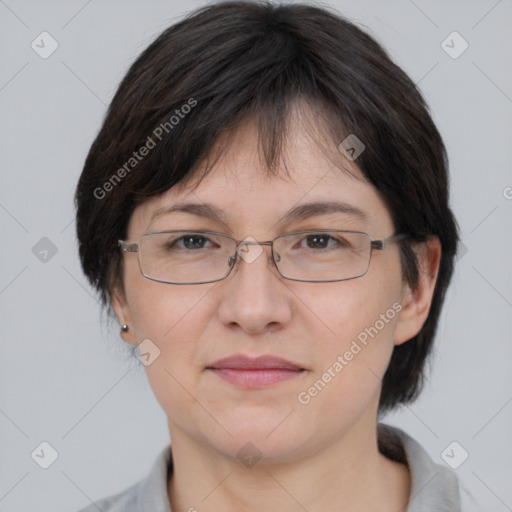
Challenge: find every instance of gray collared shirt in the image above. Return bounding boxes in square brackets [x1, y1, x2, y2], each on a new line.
[77, 423, 478, 511]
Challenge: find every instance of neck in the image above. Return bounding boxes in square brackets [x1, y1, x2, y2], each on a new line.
[167, 415, 410, 512]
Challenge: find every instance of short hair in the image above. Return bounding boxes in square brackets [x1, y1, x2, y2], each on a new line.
[75, 0, 460, 416]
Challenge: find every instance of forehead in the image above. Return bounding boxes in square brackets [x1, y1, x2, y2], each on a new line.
[128, 118, 393, 237]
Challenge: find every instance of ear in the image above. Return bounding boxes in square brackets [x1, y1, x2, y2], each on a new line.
[394, 236, 442, 346]
[111, 284, 138, 345]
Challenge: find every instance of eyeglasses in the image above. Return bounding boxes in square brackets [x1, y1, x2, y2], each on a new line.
[118, 230, 407, 285]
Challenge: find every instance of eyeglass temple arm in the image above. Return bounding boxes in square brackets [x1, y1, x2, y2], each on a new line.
[118, 240, 138, 253]
[371, 233, 407, 251]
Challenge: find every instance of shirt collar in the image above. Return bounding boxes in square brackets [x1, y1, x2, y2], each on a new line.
[378, 423, 461, 511]
[134, 444, 173, 512]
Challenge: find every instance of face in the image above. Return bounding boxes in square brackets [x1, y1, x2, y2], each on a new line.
[114, 114, 419, 464]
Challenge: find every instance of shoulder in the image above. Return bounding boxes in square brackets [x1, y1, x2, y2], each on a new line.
[74, 445, 173, 512]
[75, 480, 141, 512]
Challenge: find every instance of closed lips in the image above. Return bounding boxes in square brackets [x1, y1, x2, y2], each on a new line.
[207, 355, 304, 370]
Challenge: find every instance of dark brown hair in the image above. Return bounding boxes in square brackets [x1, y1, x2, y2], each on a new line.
[75, 0, 460, 416]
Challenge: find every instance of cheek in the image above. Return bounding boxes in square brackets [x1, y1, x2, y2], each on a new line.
[305, 265, 402, 351]
[123, 257, 214, 341]
[127, 286, 216, 374]
[297, 265, 403, 405]
[124, 274, 218, 429]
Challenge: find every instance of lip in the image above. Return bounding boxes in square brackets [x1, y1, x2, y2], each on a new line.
[206, 355, 305, 389]
[208, 355, 304, 371]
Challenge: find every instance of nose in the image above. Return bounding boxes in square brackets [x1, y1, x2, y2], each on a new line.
[216, 241, 293, 334]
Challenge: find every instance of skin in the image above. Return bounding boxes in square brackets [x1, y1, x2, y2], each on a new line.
[112, 108, 441, 512]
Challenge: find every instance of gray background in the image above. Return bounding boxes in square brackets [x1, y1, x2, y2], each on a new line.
[1, 0, 511, 510]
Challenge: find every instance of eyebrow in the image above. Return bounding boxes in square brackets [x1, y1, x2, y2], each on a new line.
[277, 200, 368, 225]
[150, 202, 229, 225]
[149, 200, 369, 227]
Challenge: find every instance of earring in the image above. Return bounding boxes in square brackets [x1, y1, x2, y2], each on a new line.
[121, 324, 129, 333]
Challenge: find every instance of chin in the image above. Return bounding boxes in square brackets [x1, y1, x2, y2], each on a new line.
[203, 418, 314, 466]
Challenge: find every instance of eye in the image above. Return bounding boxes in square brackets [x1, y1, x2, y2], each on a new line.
[297, 233, 349, 250]
[170, 234, 216, 250]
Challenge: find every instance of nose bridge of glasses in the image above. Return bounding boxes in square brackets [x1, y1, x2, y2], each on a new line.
[237, 239, 273, 250]
[228, 239, 280, 268]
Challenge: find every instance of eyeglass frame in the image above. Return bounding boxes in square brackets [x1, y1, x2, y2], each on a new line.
[118, 230, 408, 285]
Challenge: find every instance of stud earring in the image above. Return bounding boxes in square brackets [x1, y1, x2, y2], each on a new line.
[121, 324, 129, 333]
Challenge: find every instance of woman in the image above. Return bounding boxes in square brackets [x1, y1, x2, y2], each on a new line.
[75, 1, 467, 510]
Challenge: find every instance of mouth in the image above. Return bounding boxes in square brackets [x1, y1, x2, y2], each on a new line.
[206, 355, 306, 389]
